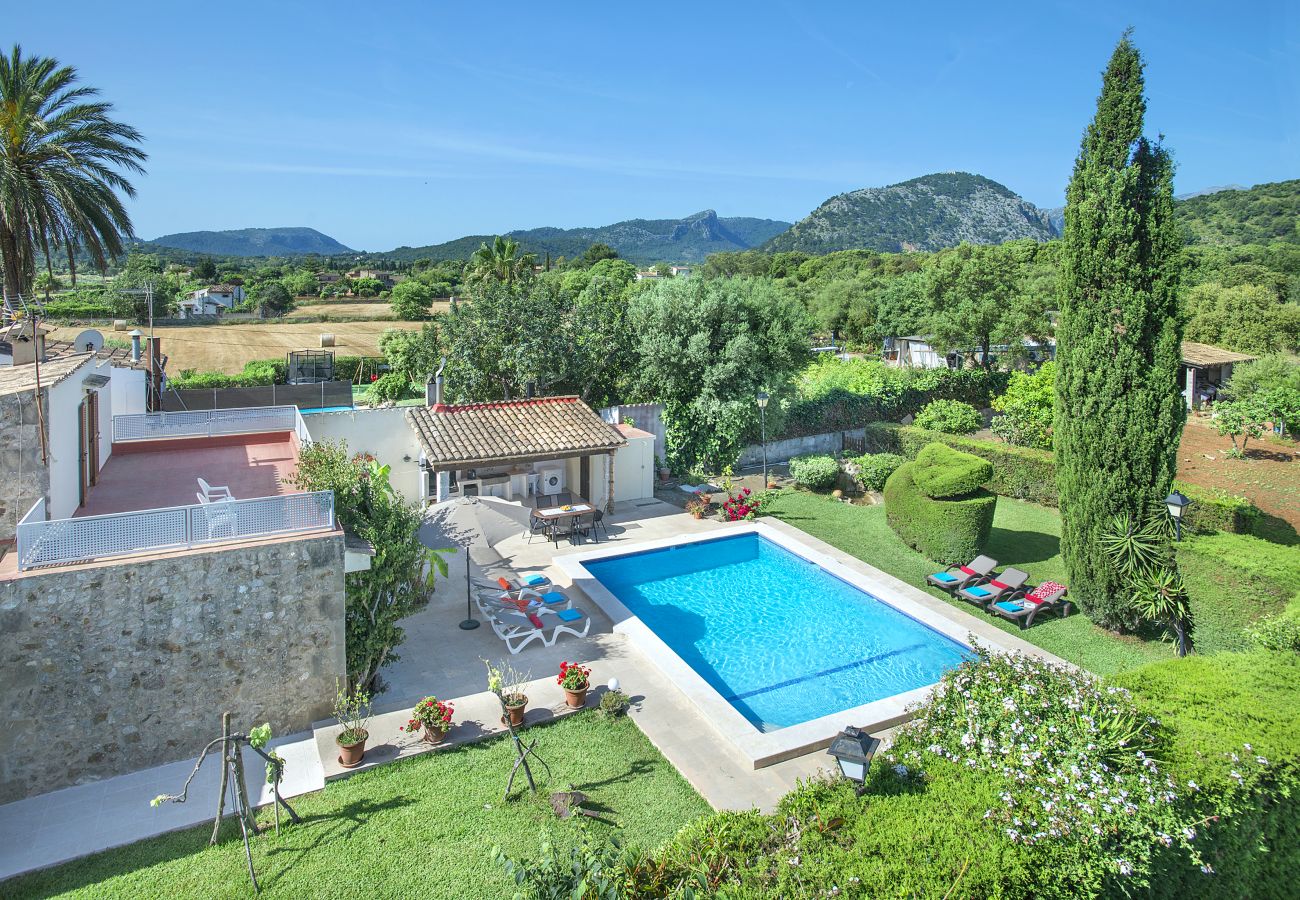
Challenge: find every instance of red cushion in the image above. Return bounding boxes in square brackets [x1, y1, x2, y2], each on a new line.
[497, 576, 513, 590]
[1027, 581, 1068, 604]
[959, 565, 977, 576]
[989, 580, 1011, 591]
[527, 612, 545, 629]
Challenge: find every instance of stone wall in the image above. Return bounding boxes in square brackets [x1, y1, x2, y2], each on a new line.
[0, 532, 347, 802]
[0, 390, 50, 545]
[736, 427, 867, 468]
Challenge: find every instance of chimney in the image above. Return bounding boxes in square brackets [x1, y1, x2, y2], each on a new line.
[129, 329, 143, 362]
[428, 357, 447, 409]
[525, 381, 536, 399]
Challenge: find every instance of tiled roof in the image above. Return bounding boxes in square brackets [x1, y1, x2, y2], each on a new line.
[1182, 341, 1256, 368]
[0, 353, 93, 398]
[406, 396, 625, 467]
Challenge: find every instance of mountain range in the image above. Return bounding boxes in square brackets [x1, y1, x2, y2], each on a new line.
[765, 173, 1058, 254]
[382, 210, 790, 265]
[145, 227, 354, 257]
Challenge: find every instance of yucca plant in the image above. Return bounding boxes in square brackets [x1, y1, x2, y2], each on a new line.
[1100, 511, 1194, 656]
[0, 45, 146, 299]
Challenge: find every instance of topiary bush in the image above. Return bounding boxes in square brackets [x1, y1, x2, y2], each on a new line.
[852, 452, 906, 492]
[367, 372, 410, 403]
[910, 442, 994, 498]
[787, 454, 840, 490]
[913, 398, 983, 434]
[884, 452, 996, 564]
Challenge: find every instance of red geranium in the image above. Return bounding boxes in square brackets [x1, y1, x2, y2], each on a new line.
[400, 696, 454, 733]
[557, 661, 591, 690]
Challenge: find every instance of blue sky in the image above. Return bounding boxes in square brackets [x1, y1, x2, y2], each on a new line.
[12, 1, 1298, 251]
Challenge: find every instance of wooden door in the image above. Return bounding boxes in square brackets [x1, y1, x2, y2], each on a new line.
[77, 399, 87, 507]
[86, 390, 100, 485]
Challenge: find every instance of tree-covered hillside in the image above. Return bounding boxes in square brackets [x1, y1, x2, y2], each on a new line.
[764, 172, 1058, 254]
[1176, 179, 1300, 246]
[146, 227, 354, 256]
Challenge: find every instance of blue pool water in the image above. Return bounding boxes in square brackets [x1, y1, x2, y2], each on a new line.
[298, 405, 355, 415]
[584, 533, 973, 731]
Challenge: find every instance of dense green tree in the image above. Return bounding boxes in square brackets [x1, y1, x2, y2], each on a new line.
[379, 324, 440, 386]
[872, 270, 930, 342]
[389, 279, 433, 320]
[629, 277, 810, 472]
[580, 242, 618, 265]
[1054, 33, 1185, 630]
[0, 45, 146, 300]
[925, 242, 1043, 369]
[33, 270, 61, 299]
[280, 269, 318, 299]
[251, 281, 294, 316]
[193, 256, 217, 281]
[352, 276, 384, 297]
[1184, 282, 1300, 354]
[1225, 354, 1300, 401]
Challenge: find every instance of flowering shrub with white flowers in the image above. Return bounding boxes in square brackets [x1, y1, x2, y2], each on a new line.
[885, 644, 1270, 891]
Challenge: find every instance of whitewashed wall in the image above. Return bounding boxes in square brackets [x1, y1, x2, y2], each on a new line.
[45, 362, 92, 519]
[301, 407, 424, 504]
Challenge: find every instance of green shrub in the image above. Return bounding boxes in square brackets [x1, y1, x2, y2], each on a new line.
[859, 423, 1263, 533]
[37, 300, 115, 319]
[991, 361, 1056, 449]
[913, 398, 983, 434]
[1247, 614, 1300, 652]
[787, 454, 840, 490]
[884, 459, 996, 564]
[852, 452, 905, 491]
[909, 442, 994, 498]
[167, 358, 287, 390]
[367, 372, 410, 403]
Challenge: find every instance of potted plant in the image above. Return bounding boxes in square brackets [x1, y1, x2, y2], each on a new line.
[557, 661, 592, 708]
[656, 455, 671, 483]
[400, 696, 455, 744]
[333, 682, 373, 768]
[485, 659, 531, 727]
[685, 497, 708, 520]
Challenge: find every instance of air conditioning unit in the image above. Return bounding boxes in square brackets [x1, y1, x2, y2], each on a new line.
[536, 466, 565, 495]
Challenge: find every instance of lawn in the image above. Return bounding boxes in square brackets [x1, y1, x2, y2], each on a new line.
[766, 491, 1296, 675]
[4, 715, 710, 900]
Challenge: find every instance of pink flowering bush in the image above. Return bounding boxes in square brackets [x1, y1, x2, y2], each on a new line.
[721, 487, 774, 521]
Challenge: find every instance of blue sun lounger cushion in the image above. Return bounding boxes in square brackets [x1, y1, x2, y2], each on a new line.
[522, 573, 548, 586]
[556, 608, 583, 622]
[965, 585, 992, 598]
[994, 600, 1024, 614]
[931, 571, 958, 582]
[539, 592, 567, 606]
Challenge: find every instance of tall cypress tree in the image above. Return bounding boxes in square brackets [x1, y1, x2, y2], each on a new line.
[1055, 32, 1185, 630]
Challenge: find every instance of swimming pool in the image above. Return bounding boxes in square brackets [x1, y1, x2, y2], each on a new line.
[297, 405, 355, 415]
[581, 531, 973, 733]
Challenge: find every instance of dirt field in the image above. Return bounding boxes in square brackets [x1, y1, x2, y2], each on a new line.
[51, 320, 424, 374]
[1176, 415, 1300, 537]
[291, 300, 451, 319]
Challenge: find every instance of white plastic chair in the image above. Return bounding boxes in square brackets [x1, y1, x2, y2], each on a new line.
[197, 477, 233, 502]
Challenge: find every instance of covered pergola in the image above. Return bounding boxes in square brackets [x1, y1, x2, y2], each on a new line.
[405, 396, 626, 511]
[1181, 341, 1257, 409]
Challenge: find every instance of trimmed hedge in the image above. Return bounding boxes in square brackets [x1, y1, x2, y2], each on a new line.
[884, 455, 996, 564]
[851, 452, 906, 492]
[788, 454, 840, 490]
[913, 398, 983, 434]
[911, 442, 994, 498]
[167, 358, 287, 389]
[860, 422, 1262, 535]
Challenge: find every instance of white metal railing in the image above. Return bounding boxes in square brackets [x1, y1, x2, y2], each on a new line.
[112, 406, 300, 443]
[15, 491, 335, 571]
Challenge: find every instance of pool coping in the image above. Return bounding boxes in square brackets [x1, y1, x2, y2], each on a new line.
[556, 520, 1069, 770]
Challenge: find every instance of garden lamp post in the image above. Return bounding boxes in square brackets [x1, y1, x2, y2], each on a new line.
[757, 392, 770, 487]
[1164, 490, 1191, 541]
[459, 536, 479, 631]
[826, 726, 881, 796]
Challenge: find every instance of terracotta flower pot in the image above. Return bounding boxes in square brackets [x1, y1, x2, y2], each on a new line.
[505, 697, 528, 727]
[659, 468, 671, 483]
[564, 686, 589, 709]
[422, 723, 449, 745]
[336, 729, 368, 768]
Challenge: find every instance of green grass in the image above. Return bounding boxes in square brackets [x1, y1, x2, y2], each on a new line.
[766, 491, 1288, 675]
[4, 715, 710, 900]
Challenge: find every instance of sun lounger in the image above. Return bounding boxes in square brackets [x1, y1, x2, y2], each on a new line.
[988, 582, 1071, 629]
[476, 586, 572, 616]
[488, 573, 551, 592]
[957, 567, 1030, 609]
[480, 603, 591, 655]
[926, 555, 999, 593]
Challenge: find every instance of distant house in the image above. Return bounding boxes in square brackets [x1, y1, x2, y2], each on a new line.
[179, 284, 245, 318]
[881, 335, 1055, 369]
[669, 266, 692, 278]
[315, 272, 342, 285]
[1180, 341, 1256, 409]
[634, 271, 662, 281]
[345, 269, 403, 289]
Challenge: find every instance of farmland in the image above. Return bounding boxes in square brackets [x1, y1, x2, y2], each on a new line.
[49, 320, 425, 374]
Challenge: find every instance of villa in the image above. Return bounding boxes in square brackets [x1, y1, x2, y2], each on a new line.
[179, 283, 245, 318]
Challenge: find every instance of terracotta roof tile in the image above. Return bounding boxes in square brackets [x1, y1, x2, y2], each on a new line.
[1181, 341, 1257, 368]
[406, 396, 625, 467]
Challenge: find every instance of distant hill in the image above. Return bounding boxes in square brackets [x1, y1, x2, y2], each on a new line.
[383, 210, 790, 265]
[764, 173, 1058, 254]
[146, 227, 354, 256]
[1175, 180, 1299, 246]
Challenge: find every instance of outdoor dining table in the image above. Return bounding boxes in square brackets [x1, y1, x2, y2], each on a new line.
[534, 499, 595, 545]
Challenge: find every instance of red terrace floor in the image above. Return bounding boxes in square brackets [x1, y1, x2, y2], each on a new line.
[76, 433, 300, 517]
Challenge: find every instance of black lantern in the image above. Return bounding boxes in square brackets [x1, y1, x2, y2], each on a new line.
[1164, 490, 1191, 541]
[826, 726, 880, 795]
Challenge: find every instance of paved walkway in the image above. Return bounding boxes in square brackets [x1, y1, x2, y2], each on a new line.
[0, 730, 323, 882]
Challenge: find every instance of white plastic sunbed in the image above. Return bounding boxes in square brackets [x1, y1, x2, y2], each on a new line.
[478, 602, 591, 655]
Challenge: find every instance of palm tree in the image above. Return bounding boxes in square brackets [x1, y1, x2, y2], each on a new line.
[466, 236, 536, 287]
[0, 45, 146, 303]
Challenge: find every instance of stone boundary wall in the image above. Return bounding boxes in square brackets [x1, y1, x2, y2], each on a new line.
[0, 532, 347, 802]
[0, 390, 50, 545]
[736, 427, 867, 468]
